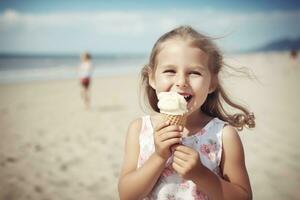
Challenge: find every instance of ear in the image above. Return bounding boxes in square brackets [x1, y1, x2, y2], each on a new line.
[208, 76, 217, 94]
[148, 68, 156, 90]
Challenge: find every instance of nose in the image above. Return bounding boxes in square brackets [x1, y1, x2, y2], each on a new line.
[175, 73, 187, 88]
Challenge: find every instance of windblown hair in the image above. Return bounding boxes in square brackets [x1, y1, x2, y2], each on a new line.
[140, 25, 255, 131]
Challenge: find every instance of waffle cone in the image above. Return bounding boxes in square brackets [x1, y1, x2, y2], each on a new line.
[164, 114, 186, 126]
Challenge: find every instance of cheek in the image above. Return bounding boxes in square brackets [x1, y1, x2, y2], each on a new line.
[154, 75, 173, 91]
[189, 86, 209, 110]
[190, 78, 208, 91]
[196, 74, 211, 87]
[190, 79, 210, 100]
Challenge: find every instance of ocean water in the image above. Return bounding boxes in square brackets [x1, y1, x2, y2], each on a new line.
[0, 54, 147, 83]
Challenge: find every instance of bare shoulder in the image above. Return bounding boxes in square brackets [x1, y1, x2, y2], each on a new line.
[222, 125, 243, 148]
[125, 117, 143, 145]
[130, 117, 143, 125]
[119, 117, 143, 177]
[125, 117, 143, 146]
[221, 124, 246, 173]
[128, 117, 143, 134]
[221, 124, 246, 168]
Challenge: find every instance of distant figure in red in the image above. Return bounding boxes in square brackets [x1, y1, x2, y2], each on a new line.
[79, 52, 93, 109]
[290, 49, 298, 59]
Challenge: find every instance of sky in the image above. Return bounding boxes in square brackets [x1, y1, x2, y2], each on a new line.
[0, 0, 300, 54]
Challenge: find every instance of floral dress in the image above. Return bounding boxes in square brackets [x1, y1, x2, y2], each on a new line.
[137, 116, 227, 200]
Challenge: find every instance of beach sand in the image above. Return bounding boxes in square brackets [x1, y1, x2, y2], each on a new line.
[0, 52, 299, 200]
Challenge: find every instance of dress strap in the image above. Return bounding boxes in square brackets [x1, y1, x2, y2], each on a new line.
[140, 115, 152, 135]
[214, 118, 227, 166]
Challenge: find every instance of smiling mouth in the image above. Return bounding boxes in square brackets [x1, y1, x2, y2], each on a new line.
[178, 93, 192, 102]
[184, 95, 192, 102]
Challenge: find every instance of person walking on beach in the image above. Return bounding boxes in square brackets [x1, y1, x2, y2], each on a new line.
[118, 26, 255, 199]
[79, 52, 93, 109]
[290, 49, 297, 59]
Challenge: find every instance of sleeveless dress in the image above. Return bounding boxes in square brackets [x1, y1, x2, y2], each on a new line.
[137, 116, 227, 200]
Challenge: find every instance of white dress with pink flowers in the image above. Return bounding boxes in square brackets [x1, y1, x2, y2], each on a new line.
[137, 116, 227, 200]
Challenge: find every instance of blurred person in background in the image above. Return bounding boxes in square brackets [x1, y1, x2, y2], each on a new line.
[290, 49, 298, 60]
[79, 52, 93, 109]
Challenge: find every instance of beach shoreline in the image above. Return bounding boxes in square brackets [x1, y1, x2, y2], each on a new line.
[0, 52, 299, 199]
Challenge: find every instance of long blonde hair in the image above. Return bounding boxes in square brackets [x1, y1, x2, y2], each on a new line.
[141, 25, 255, 130]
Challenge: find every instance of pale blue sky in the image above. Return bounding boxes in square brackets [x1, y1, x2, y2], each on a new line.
[0, 0, 300, 54]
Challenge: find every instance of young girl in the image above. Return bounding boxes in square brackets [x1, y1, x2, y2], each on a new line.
[118, 26, 255, 200]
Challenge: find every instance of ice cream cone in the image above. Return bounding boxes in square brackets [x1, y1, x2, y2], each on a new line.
[164, 114, 186, 126]
[157, 92, 188, 167]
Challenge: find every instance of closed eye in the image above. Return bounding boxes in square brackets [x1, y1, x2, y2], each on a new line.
[163, 69, 176, 74]
[190, 71, 202, 76]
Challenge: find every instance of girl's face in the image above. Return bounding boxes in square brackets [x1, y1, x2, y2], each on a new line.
[149, 39, 215, 115]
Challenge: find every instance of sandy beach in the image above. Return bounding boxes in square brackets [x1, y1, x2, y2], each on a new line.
[0, 52, 299, 200]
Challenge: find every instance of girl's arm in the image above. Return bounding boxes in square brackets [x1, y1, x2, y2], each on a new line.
[173, 125, 252, 200]
[220, 125, 252, 199]
[196, 125, 252, 199]
[118, 119, 182, 200]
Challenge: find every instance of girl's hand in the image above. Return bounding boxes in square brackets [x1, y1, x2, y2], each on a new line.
[153, 121, 183, 160]
[172, 145, 205, 180]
